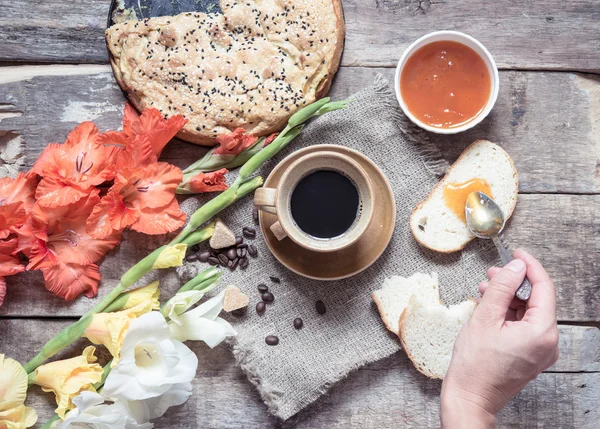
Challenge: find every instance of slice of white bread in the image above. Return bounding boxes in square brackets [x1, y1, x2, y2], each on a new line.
[411, 140, 518, 253]
[398, 296, 476, 379]
[372, 273, 440, 335]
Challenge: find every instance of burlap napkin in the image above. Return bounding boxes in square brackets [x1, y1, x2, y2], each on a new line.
[176, 76, 499, 420]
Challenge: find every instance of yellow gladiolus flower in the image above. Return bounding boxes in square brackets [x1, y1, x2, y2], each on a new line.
[0, 404, 38, 429]
[82, 301, 154, 368]
[32, 346, 103, 419]
[119, 281, 160, 311]
[152, 244, 187, 269]
[0, 355, 37, 429]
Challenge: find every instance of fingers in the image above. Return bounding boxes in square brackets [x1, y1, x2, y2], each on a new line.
[514, 249, 557, 325]
[478, 259, 527, 324]
[487, 266, 501, 279]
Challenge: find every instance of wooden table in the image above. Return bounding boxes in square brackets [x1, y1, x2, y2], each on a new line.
[1, 1, 599, 427]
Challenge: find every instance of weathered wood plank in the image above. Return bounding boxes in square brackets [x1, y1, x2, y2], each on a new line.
[1, 66, 599, 193]
[0, 320, 597, 428]
[0, 1, 599, 71]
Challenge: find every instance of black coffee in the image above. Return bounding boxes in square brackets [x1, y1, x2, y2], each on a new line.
[290, 170, 359, 239]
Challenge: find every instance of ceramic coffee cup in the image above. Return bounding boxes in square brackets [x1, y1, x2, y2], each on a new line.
[254, 151, 374, 253]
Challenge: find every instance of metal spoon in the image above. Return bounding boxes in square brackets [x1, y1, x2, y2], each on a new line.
[465, 191, 532, 301]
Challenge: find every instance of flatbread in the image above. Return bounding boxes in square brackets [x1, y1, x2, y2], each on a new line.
[106, 0, 345, 145]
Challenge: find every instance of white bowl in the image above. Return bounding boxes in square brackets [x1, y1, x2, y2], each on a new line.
[394, 31, 499, 134]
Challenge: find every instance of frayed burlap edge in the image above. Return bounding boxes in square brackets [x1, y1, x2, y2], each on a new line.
[227, 76, 452, 420]
[372, 74, 449, 177]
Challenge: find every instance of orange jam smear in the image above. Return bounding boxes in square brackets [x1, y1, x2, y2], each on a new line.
[443, 178, 493, 222]
[400, 41, 491, 128]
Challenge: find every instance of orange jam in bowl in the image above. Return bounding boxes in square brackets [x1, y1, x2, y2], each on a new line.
[399, 40, 492, 130]
[443, 178, 493, 222]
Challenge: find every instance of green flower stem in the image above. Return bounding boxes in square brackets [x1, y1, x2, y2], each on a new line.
[175, 176, 263, 242]
[176, 267, 221, 293]
[181, 137, 266, 178]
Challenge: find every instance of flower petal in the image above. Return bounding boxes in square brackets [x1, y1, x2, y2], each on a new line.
[0, 277, 5, 308]
[0, 354, 29, 411]
[131, 109, 187, 157]
[185, 168, 229, 194]
[130, 199, 185, 235]
[162, 290, 205, 326]
[87, 191, 138, 239]
[35, 176, 90, 208]
[152, 244, 187, 269]
[213, 128, 258, 156]
[168, 316, 236, 347]
[130, 163, 183, 209]
[126, 382, 192, 423]
[41, 262, 101, 300]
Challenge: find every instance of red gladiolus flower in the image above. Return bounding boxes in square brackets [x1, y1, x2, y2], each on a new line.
[213, 128, 259, 156]
[32, 122, 116, 208]
[19, 191, 120, 300]
[0, 172, 37, 239]
[97, 103, 187, 159]
[185, 169, 229, 194]
[87, 138, 185, 238]
[265, 132, 279, 145]
[0, 238, 26, 307]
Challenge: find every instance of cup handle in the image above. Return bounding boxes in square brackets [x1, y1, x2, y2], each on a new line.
[254, 188, 288, 241]
[254, 188, 278, 215]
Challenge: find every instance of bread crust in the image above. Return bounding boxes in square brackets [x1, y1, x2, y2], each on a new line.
[371, 291, 398, 334]
[106, 0, 345, 147]
[410, 140, 519, 253]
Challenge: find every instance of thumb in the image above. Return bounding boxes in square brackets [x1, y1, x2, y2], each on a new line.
[479, 259, 527, 323]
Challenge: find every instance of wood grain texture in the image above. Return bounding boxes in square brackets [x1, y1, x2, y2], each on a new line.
[1, 66, 599, 193]
[0, 320, 597, 429]
[0, 0, 599, 71]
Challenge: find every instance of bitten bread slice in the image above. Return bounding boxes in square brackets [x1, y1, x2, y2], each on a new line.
[411, 140, 518, 253]
[399, 296, 476, 379]
[372, 273, 440, 335]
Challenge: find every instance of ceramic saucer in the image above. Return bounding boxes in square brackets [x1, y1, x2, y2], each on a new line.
[258, 144, 396, 281]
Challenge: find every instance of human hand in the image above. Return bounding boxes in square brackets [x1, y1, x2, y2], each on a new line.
[440, 249, 559, 428]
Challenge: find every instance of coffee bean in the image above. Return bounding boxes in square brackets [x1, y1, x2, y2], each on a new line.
[256, 301, 266, 314]
[227, 248, 237, 260]
[265, 335, 279, 346]
[232, 308, 246, 317]
[208, 256, 220, 266]
[236, 243, 248, 249]
[218, 254, 229, 266]
[237, 247, 247, 258]
[186, 253, 198, 262]
[242, 226, 256, 238]
[239, 257, 249, 269]
[257, 284, 268, 293]
[253, 207, 259, 223]
[316, 300, 326, 315]
[210, 249, 219, 257]
[191, 245, 200, 253]
[293, 318, 303, 329]
[235, 236, 243, 246]
[227, 260, 233, 268]
[198, 251, 211, 263]
[248, 244, 258, 257]
[261, 292, 274, 303]
[230, 258, 239, 271]
[269, 276, 281, 283]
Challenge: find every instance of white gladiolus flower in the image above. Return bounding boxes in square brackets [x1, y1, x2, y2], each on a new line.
[167, 290, 236, 347]
[58, 391, 152, 429]
[102, 312, 198, 402]
[162, 290, 205, 325]
[124, 382, 192, 423]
